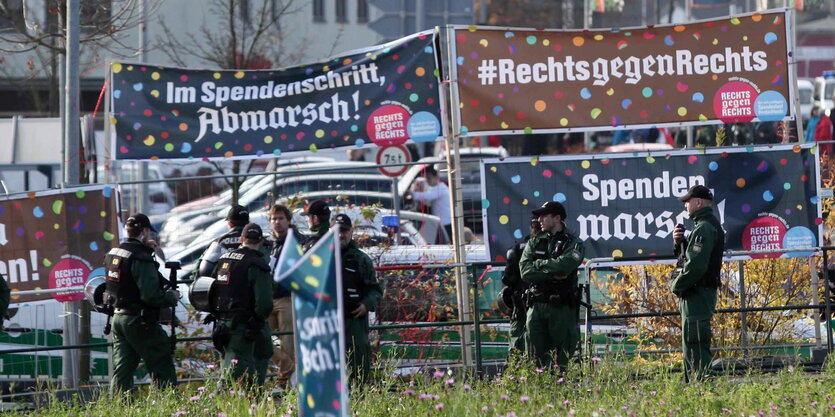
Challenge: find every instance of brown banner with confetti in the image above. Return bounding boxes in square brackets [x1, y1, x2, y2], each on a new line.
[0, 186, 121, 303]
[452, 9, 793, 136]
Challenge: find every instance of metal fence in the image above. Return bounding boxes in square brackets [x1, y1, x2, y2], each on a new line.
[2, 246, 832, 389]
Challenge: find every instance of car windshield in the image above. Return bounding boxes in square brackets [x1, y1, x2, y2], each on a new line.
[276, 177, 394, 195]
[799, 88, 812, 104]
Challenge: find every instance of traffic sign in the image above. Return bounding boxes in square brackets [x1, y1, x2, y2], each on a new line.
[376, 145, 412, 177]
[369, 0, 473, 42]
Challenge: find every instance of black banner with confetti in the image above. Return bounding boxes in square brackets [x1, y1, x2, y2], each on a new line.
[482, 144, 820, 263]
[110, 31, 442, 160]
[0, 186, 121, 303]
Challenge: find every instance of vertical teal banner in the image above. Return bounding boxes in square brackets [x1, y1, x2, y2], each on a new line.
[275, 229, 348, 417]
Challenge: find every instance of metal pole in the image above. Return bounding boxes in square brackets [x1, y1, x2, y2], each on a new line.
[811, 257, 822, 348]
[391, 177, 400, 246]
[442, 25, 473, 368]
[62, 0, 81, 390]
[789, 8, 804, 143]
[137, 0, 149, 213]
[684, 0, 694, 148]
[472, 264, 483, 376]
[824, 249, 834, 353]
[738, 261, 748, 357]
[582, 0, 591, 151]
[416, 0, 424, 31]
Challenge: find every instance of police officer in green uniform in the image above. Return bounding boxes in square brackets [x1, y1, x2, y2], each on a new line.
[104, 213, 180, 392]
[335, 214, 383, 384]
[301, 200, 330, 252]
[671, 185, 724, 381]
[0, 272, 10, 330]
[211, 223, 274, 386]
[196, 204, 250, 278]
[519, 201, 585, 369]
[500, 217, 541, 355]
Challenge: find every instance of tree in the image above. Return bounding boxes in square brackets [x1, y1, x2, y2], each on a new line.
[0, 0, 155, 114]
[594, 259, 816, 359]
[154, 0, 306, 204]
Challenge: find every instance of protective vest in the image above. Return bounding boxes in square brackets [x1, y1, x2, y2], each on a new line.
[702, 214, 725, 288]
[502, 239, 529, 291]
[530, 232, 579, 300]
[212, 247, 269, 317]
[104, 241, 155, 308]
[342, 253, 365, 315]
[215, 228, 244, 253]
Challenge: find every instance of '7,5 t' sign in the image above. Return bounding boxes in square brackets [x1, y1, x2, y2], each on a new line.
[376, 145, 412, 177]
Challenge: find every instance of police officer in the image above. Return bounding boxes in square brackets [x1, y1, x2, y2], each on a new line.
[671, 185, 724, 381]
[0, 272, 9, 330]
[519, 201, 585, 369]
[301, 199, 330, 252]
[104, 213, 180, 392]
[196, 204, 250, 277]
[335, 213, 383, 384]
[500, 217, 541, 355]
[266, 204, 306, 389]
[211, 223, 274, 386]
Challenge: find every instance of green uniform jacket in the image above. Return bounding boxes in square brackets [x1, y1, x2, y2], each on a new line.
[0, 272, 9, 320]
[249, 263, 274, 320]
[303, 222, 329, 252]
[124, 238, 177, 310]
[671, 207, 719, 321]
[343, 240, 382, 311]
[519, 226, 585, 284]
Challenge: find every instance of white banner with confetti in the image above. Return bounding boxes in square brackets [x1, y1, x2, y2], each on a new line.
[481, 144, 821, 263]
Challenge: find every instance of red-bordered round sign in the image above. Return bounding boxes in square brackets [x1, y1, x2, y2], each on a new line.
[376, 145, 412, 177]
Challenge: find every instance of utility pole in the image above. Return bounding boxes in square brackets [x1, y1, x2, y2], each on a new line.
[62, 0, 81, 390]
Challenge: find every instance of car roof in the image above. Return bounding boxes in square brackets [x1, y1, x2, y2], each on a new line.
[603, 143, 674, 153]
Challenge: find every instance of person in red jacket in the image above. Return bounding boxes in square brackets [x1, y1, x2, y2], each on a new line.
[815, 109, 833, 155]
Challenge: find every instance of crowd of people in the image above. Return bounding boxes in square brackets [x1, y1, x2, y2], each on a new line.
[101, 200, 381, 393]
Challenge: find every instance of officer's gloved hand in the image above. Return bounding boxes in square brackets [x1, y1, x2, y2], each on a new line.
[166, 289, 181, 300]
[673, 224, 685, 245]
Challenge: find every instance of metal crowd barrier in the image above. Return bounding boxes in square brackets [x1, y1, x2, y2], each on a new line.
[1, 247, 833, 387]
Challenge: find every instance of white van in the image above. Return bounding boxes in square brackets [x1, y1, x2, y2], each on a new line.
[97, 162, 177, 216]
[812, 71, 835, 117]
[797, 78, 814, 122]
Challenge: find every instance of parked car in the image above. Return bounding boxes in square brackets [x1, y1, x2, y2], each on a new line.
[157, 161, 380, 247]
[104, 163, 176, 216]
[798, 78, 814, 123]
[162, 176, 403, 253]
[813, 70, 835, 116]
[165, 206, 429, 279]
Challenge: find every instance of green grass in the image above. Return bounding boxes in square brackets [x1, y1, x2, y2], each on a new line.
[8, 358, 835, 416]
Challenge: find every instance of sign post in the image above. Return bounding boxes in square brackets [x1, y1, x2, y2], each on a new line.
[375, 145, 412, 177]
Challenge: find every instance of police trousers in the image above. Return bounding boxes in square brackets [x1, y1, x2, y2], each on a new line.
[682, 318, 712, 381]
[219, 318, 273, 386]
[346, 317, 371, 384]
[111, 313, 176, 393]
[526, 302, 578, 370]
